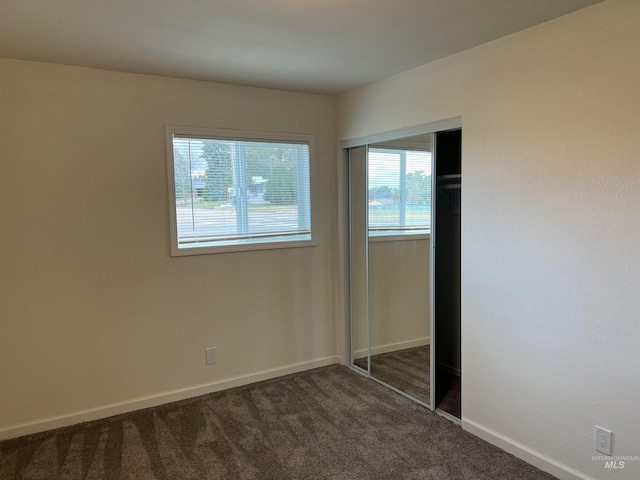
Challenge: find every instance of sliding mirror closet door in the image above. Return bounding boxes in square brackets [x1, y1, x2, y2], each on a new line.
[346, 120, 461, 412]
[367, 135, 432, 405]
[350, 146, 369, 372]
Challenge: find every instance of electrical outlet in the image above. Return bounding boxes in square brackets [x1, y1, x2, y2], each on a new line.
[205, 347, 217, 365]
[595, 426, 612, 456]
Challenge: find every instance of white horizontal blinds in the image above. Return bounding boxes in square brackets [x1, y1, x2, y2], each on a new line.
[368, 150, 401, 229]
[173, 136, 311, 248]
[368, 147, 431, 234]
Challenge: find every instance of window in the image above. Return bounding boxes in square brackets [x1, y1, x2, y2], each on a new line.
[166, 126, 313, 255]
[368, 147, 431, 237]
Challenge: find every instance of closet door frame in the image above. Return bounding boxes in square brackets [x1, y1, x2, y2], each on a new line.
[342, 116, 462, 411]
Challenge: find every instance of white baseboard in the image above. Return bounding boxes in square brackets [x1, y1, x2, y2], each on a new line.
[354, 336, 430, 358]
[462, 418, 596, 480]
[0, 355, 340, 441]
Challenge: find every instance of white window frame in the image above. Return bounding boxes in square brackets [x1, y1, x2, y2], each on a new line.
[165, 125, 315, 256]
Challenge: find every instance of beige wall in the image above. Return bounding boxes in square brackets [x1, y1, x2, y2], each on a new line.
[0, 59, 337, 435]
[338, 1, 640, 479]
[368, 239, 429, 353]
[351, 238, 431, 358]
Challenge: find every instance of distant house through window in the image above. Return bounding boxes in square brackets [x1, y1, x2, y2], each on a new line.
[166, 126, 314, 255]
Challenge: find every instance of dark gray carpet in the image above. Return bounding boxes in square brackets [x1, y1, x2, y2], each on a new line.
[354, 346, 462, 418]
[354, 346, 430, 404]
[0, 365, 555, 480]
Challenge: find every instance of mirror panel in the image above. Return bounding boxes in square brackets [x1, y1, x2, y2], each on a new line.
[367, 134, 432, 404]
[349, 146, 369, 372]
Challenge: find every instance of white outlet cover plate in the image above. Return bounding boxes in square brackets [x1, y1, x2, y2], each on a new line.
[205, 347, 217, 365]
[595, 426, 612, 456]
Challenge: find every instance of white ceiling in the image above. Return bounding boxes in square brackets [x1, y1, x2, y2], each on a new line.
[0, 0, 603, 95]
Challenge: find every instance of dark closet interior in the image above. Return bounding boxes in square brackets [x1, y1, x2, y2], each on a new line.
[434, 129, 462, 418]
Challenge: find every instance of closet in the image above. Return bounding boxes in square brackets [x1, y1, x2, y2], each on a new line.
[345, 122, 462, 419]
[434, 129, 461, 418]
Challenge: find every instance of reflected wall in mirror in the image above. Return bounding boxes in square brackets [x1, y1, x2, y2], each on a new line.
[367, 134, 432, 404]
[349, 146, 369, 372]
[368, 239, 430, 403]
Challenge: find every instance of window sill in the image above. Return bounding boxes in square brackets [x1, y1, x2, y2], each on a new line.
[171, 238, 316, 256]
[368, 233, 430, 243]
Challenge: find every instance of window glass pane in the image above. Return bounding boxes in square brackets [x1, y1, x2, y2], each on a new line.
[405, 151, 431, 228]
[172, 136, 311, 251]
[368, 147, 431, 235]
